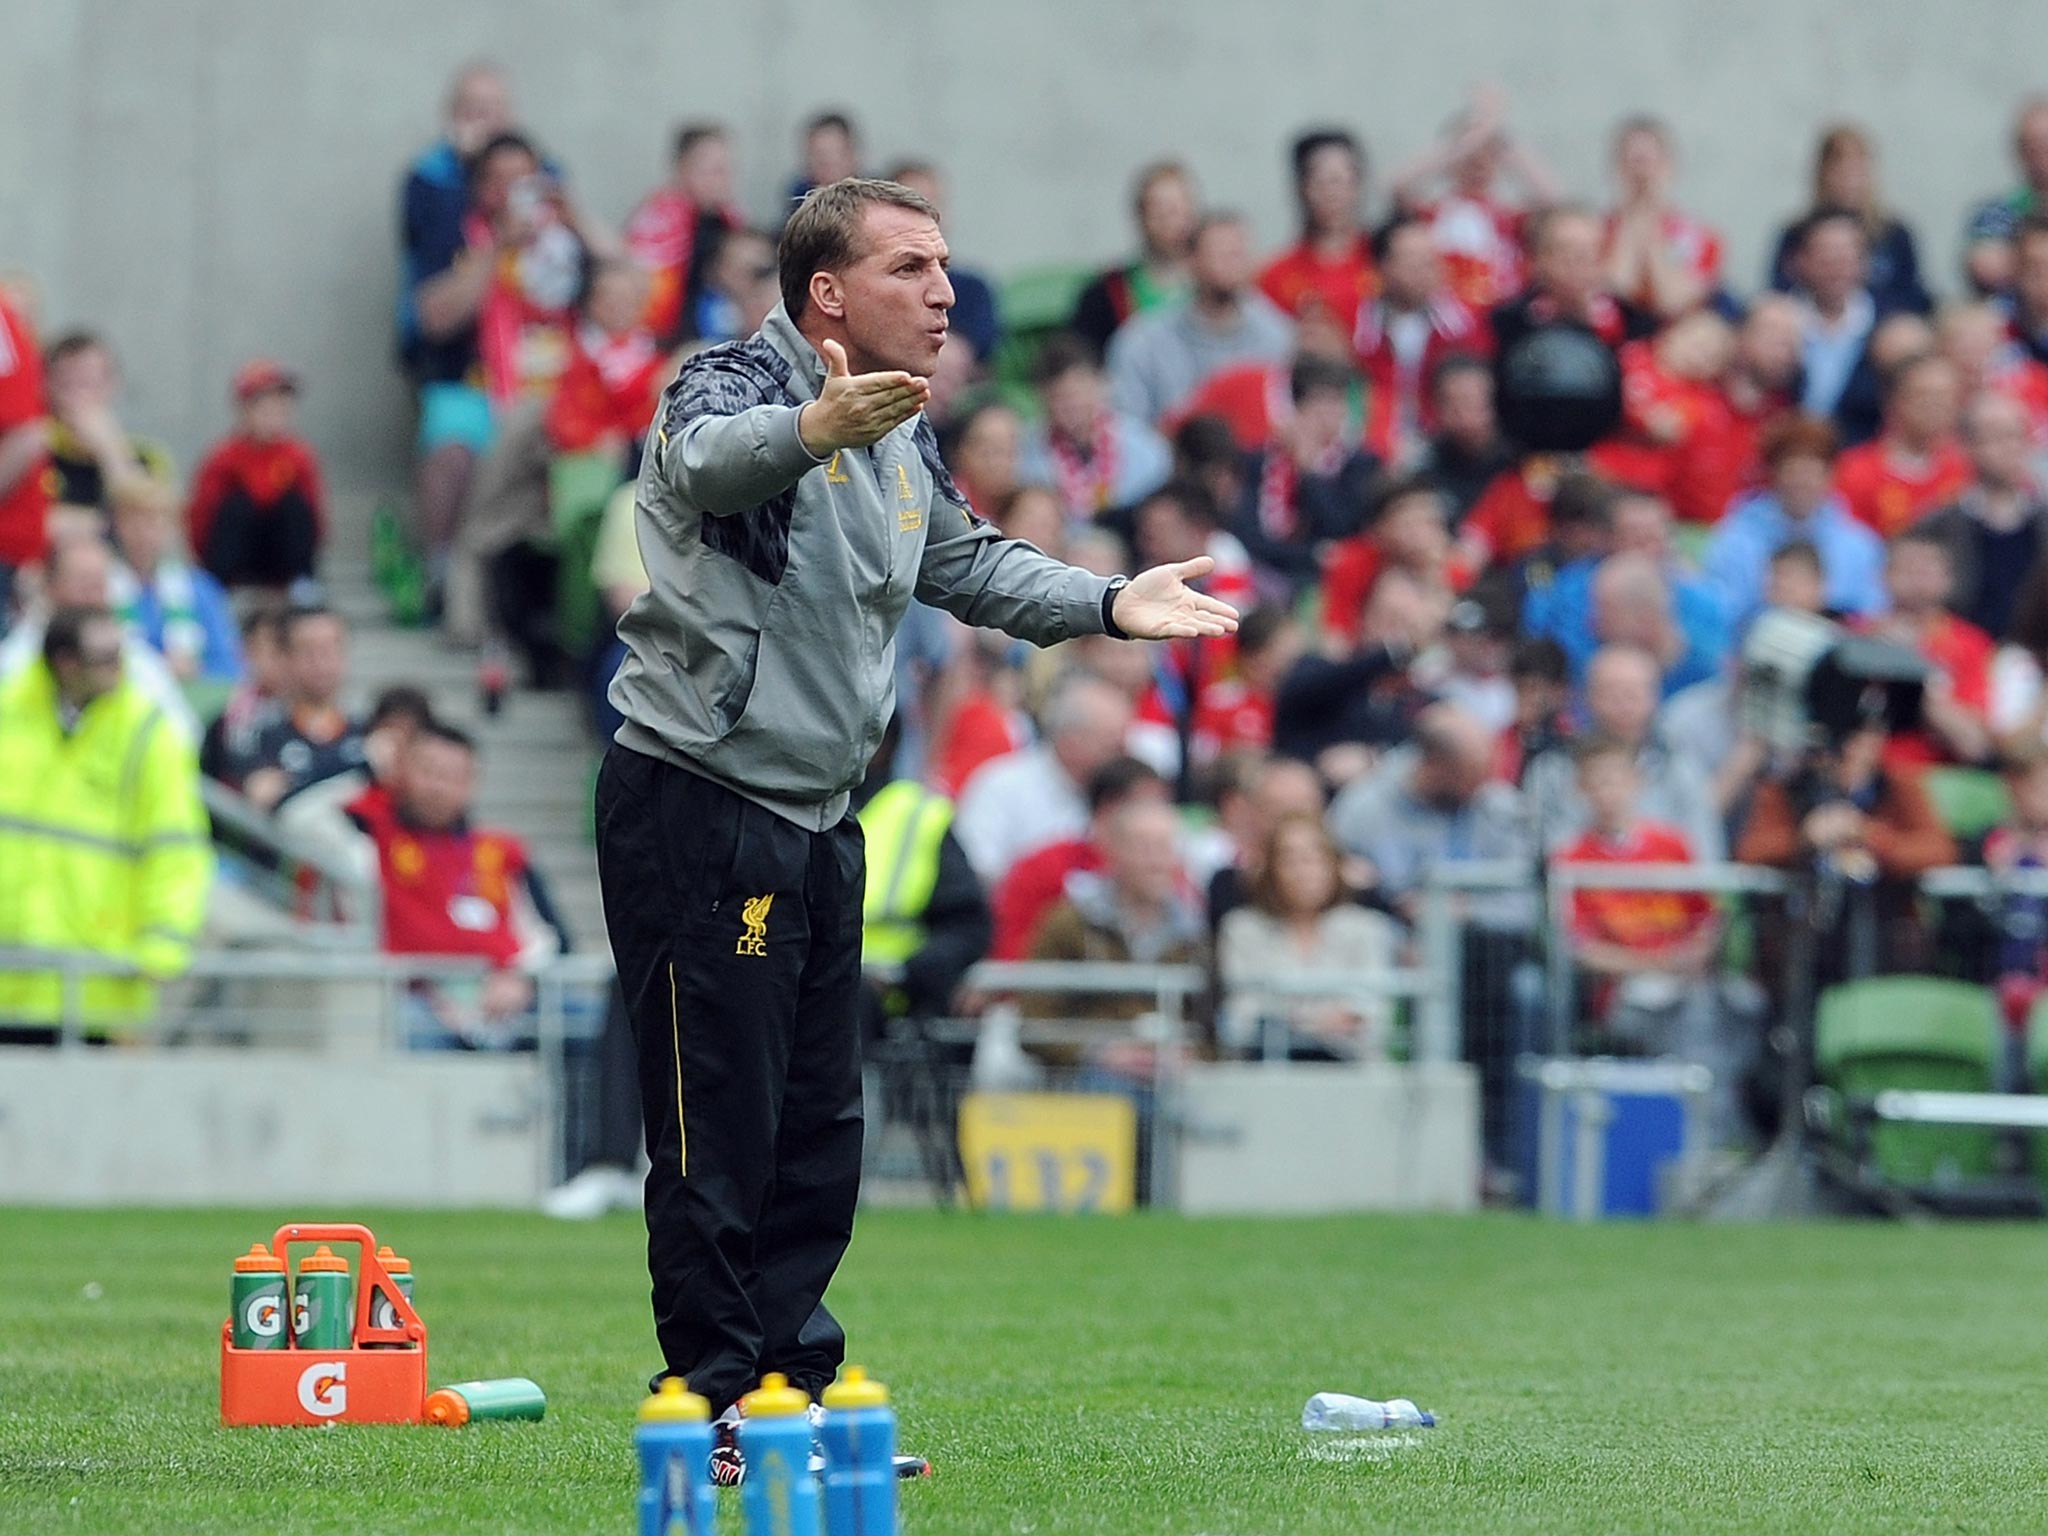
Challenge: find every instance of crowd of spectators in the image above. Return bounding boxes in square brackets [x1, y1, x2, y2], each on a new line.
[26, 61, 2048, 1175]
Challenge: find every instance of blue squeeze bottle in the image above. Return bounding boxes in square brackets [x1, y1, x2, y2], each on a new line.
[636, 1378, 717, 1536]
[737, 1374, 822, 1536]
[820, 1366, 898, 1536]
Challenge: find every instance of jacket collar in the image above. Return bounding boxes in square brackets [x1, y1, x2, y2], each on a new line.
[760, 304, 826, 405]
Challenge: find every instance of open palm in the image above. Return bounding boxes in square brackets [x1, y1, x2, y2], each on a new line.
[1111, 556, 1241, 641]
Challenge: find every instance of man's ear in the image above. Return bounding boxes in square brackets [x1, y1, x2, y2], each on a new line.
[809, 270, 846, 321]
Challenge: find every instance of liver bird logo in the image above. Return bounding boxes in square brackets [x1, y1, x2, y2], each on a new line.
[735, 893, 775, 957]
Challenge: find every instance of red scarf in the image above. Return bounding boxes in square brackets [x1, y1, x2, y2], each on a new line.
[1049, 412, 1119, 518]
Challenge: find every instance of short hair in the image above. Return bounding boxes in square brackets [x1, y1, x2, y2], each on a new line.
[42, 605, 115, 669]
[1030, 332, 1100, 387]
[281, 603, 344, 646]
[1236, 605, 1294, 660]
[466, 130, 539, 184]
[1426, 350, 1491, 400]
[805, 110, 857, 141]
[1549, 470, 1618, 532]
[1371, 214, 1430, 268]
[1367, 471, 1444, 526]
[1572, 731, 1639, 771]
[2018, 213, 2048, 250]
[1760, 413, 1840, 468]
[1509, 636, 1571, 685]
[1084, 755, 1166, 816]
[1525, 201, 1599, 257]
[367, 685, 434, 733]
[1770, 539, 1824, 576]
[777, 177, 939, 320]
[1795, 206, 1866, 254]
[1171, 414, 1242, 475]
[43, 329, 107, 371]
[672, 121, 726, 162]
[1131, 160, 1193, 216]
[1289, 354, 1355, 405]
[1136, 477, 1224, 531]
[240, 604, 287, 645]
[412, 717, 476, 755]
[1291, 128, 1361, 186]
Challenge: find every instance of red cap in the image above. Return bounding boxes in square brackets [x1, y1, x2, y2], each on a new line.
[232, 358, 299, 402]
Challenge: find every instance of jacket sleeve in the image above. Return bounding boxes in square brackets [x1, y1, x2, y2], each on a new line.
[653, 350, 825, 517]
[1867, 773, 1957, 876]
[912, 420, 1113, 646]
[1734, 780, 1801, 868]
[128, 714, 214, 980]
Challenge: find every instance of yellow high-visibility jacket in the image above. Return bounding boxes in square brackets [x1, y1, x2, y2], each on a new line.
[0, 662, 213, 1030]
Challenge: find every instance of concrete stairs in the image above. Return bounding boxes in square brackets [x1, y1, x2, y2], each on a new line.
[321, 537, 608, 957]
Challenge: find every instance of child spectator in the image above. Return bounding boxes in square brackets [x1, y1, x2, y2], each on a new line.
[1590, 311, 1737, 504]
[1986, 745, 2048, 1085]
[544, 259, 664, 458]
[1191, 605, 1304, 761]
[200, 607, 287, 789]
[110, 497, 241, 684]
[186, 360, 324, 593]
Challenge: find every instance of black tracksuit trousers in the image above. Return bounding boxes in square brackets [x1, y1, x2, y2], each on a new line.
[594, 743, 866, 1414]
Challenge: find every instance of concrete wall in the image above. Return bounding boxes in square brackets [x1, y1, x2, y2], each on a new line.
[4, 0, 2045, 495]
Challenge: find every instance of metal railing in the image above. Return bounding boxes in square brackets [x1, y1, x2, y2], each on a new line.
[201, 779, 380, 945]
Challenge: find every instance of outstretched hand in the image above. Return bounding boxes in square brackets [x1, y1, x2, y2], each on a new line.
[798, 339, 931, 456]
[1111, 557, 1241, 641]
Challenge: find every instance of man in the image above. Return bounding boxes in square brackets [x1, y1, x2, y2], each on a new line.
[1024, 796, 1206, 1025]
[1962, 99, 2048, 298]
[1413, 353, 1514, 522]
[1785, 211, 1886, 443]
[1523, 643, 1723, 859]
[593, 177, 1236, 1476]
[784, 111, 863, 209]
[0, 279, 50, 600]
[1071, 161, 1198, 357]
[0, 530, 195, 738]
[955, 673, 1134, 882]
[1831, 352, 1970, 539]
[1015, 334, 1171, 524]
[625, 122, 745, 344]
[1704, 414, 1886, 630]
[1488, 204, 1652, 364]
[1351, 215, 1488, 463]
[1920, 390, 2048, 637]
[241, 605, 365, 812]
[1275, 565, 1441, 781]
[1600, 116, 1721, 321]
[2008, 218, 2048, 369]
[1858, 530, 1995, 772]
[41, 332, 177, 525]
[990, 755, 1167, 961]
[347, 718, 570, 1049]
[1259, 128, 1376, 334]
[1231, 356, 1377, 597]
[1107, 213, 1295, 425]
[0, 606, 210, 1041]
[1663, 294, 1802, 525]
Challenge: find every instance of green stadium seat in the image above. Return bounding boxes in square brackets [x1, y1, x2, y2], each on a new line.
[999, 263, 1097, 336]
[1922, 766, 2011, 841]
[1814, 976, 1999, 1186]
[1668, 522, 1713, 568]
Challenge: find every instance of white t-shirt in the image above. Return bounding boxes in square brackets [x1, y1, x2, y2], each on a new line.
[1991, 645, 2048, 742]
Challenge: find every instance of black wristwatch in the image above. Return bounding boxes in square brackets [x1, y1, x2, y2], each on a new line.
[1101, 576, 1131, 640]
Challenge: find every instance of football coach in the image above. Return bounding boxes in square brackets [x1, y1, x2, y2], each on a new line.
[595, 177, 1238, 1451]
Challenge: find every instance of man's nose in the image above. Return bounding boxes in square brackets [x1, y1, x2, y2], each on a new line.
[930, 271, 955, 309]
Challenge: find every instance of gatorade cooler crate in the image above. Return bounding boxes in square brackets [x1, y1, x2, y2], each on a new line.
[1514, 1057, 1710, 1219]
[221, 1222, 427, 1426]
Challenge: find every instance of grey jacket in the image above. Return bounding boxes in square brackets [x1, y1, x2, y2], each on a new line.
[611, 305, 1115, 829]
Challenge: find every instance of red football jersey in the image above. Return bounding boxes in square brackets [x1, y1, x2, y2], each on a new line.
[1833, 439, 1974, 539]
[1258, 238, 1377, 335]
[0, 293, 49, 566]
[1557, 822, 1713, 953]
[350, 787, 530, 967]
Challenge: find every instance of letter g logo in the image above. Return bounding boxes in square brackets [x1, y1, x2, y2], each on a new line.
[297, 1360, 348, 1418]
[243, 1292, 282, 1338]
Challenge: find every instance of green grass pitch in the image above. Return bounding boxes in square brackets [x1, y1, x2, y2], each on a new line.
[4, 1206, 2047, 1534]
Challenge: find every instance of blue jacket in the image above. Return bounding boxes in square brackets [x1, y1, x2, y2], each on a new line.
[1703, 491, 1889, 632]
[1522, 556, 1730, 697]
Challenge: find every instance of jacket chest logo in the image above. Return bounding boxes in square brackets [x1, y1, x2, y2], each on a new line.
[894, 464, 922, 531]
[735, 893, 775, 957]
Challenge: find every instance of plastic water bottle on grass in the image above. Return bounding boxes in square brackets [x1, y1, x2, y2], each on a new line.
[1302, 1392, 1436, 1431]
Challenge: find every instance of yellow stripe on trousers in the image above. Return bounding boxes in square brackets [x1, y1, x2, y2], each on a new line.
[668, 961, 686, 1177]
